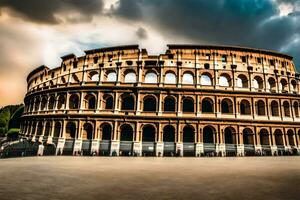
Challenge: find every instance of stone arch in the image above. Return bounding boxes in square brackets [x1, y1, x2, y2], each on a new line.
[36, 121, 43, 136]
[182, 96, 194, 113]
[271, 100, 279, 116]
[291, 79, 297, 92]
[274, 129, 284, 146]
[287, 129, 295, 146]
[71, 74, 80, 83]
[121, 93, 135, 110]
[82, 122, 93, 140]
[48, 95, 55, 110]
[144, 70, 158, 84]
[164, 71, 176, 84]
[203, 125, 215, 143]
[283, 101, 290, 117]
[53, 121, 61, 138]
[256, 100, 265, 116]
[268, 77, 276, 91]
[143, 95, 157, 111]
[202, 97, 214, 113]
[280, 79, 288, 92]
[294, 101, 299, 117]
[124, 70, 137, 83]
[182, 125, 195, 143]
[40, 96, 47, 111]
[163, 125, 176, 142]
[164, 95, 176, 112]
[84, 93, 96, 109]
[142, 124, 156, 142]
[259, 129, 270, 145]
[44, 121, 51, 136]
[103, 94, 114, 109]
[243, 128, 254, 145]
[65, 121, 77, 139]
[219, 73, 231, 87]
[240, 99, 251, 115]
[106, 70, 117, 82]
[120, 124, 134, 141]
[182, 71, 194, 84]
[88, 71, 99, 82]
[69, 93, 80, 109]
[221, 98, 233, 114]
[57, 94, 66, 109]
[100, 123, 112, 140]
[224, 127, 236, 144]
[200, 72, 213, 86]
[237, 74, 248, 88]
[253, 76, 264, 90]
[34, 97, 40, 111]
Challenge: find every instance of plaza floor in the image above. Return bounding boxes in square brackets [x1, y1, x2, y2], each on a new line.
[0, 156, 299, 200]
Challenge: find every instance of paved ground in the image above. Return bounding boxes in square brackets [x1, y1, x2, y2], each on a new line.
[0, 157, 300, 200]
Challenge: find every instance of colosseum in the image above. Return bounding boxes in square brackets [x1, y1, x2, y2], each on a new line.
[19, 44, 300, 157]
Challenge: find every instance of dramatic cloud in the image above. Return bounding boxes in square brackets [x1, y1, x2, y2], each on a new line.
[0, 0, 104, 24]
[0, 0, 300, 107]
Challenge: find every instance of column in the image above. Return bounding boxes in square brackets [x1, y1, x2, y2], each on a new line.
[110, 121, 120, 156]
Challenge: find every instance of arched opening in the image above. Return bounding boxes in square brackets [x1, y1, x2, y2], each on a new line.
[100, 123, 112, 156]
[268, 77, 276, 91]
[82, 123, 93, 140]
[121, 94, 135, 110]
[163, 125, 176, 156]
[89, 71, 99, 82]
[283, 101, 290, 117]
[219, 74, 231, 87]
[182, 72, 194, 84]
[60, 77, 66, 84]
[202, 98, 214, 113]
[200, 73, 212, 86]
[69, 94, 79, 109]
[240, 99, 251, 115]
[142, 125, 156, 156]
[120, 124, 134, 141]
[36, 122, 43, 136]
[124, 71, 137, 83]
[120, 124, 134, 156]
[274, 129, 284, 146]
[31, 122, 36, 135]
[280, 79, 288, 92]
[256, 100, 265, 116]
[237, 74, 248, 88]
[104, 95, 114, 109]
[271, 101, 279, 116]
[106, 71, 117, 82]
[101, 124, 112, 140]
[221, 98, 233, 114]
[41, 97, 47, 111]
[165, 72, 176, 84]
[53, 122, 61, 138]
[291, 80, 297, 92]
[65, 122, 76, 139]
[143, 95, 157, 111]
[44, 122, 51, 136]
[260, 129, 269, 146]
[243, 128, 254, 145]
[253, 76, 264, 90]
[145, 72, 158, 83]
[164, 96, 176, 112]
[243, 128, 255, 156]
[203, 126, 216, 156]
[84, 94, 96, 110]
[294, 101, 299, 117]
[57, 95, 65, 109]
[287, 130, 295, 146]
[224, 127, 235, 144]
[34, 98, 40, 111]
[48, 96, 55, 110]
[182, 97, 194, 113]
[183, 125, 195, 156]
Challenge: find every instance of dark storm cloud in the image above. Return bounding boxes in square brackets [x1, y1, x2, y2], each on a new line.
[136, 27, 147, 39]
[111, 0, 300, 68]
[0, 0, 103, 24]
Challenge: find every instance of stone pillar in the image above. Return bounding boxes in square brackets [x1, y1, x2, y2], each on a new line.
[114, 92, 119, 114]
[56, 138, 65, 155]
[110, 121, 119, 156]
[133, 141, 142, 156]
[135, 92, 141, 115]
[195, 143, 204, 156]
[177, 94, 182, 116]
[158, 93, 163, 116]
[156, 142, 164, 157]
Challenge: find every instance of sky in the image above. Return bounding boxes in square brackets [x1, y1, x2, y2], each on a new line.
[0, 0, 300, 107]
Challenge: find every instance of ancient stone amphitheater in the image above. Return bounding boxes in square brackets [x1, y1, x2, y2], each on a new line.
[19, 44, 300, 157]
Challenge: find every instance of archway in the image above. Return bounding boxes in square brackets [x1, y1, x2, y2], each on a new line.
[82, 123, 93, 155]
[224, 127, 237, 156]
[256, 100, 265, 116]
[182, 125, 195, 156]
[182, 97, 194, 113]
[164, 96, 176, 112]
[240, 100, 251, 115]
[203, 126, 216, 156]
[202, 98, 214, 113]
[142, 125, 156, 156]
[63, 122, 77, 155]
[143, 96, 157, 111]
[99, 123, 112, 156]
[221, 98, 233, 114]
[243, 128, 255, 156]
[163, 125, 176, 156]
[121, 94, 135, 110]
[120, 124, 134, 156]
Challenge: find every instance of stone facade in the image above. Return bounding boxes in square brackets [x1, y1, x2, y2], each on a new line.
[20, 44, 300, 156]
